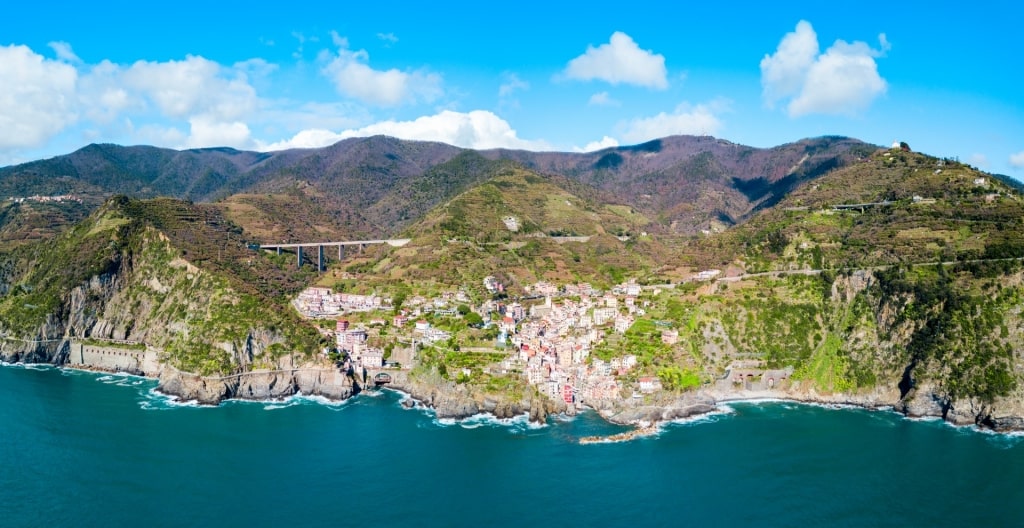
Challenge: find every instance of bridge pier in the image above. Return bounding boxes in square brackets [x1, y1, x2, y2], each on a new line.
[277, 247, 281, 256]
[318, 245, 324, 272]
[297, 246, 303, 268]
[359, 243, 366, 254]
[338, 245, 344, 260]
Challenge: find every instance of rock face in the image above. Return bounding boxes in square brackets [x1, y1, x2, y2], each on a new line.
[598, 392, 718, 426]
[157, 365, 356, 405]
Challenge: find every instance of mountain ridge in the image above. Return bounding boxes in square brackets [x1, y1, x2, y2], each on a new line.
[0, 134, 871, 245]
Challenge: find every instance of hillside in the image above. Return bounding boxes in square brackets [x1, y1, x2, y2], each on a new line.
[0, 135, 868, 243]
[351, 166, 665, 290]
[0, 197, 327, 375]
[690, 148, 1024, 270]
[483, 135, 872, 233]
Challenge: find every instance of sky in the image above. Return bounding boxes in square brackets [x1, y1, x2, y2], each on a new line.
[1, 1, 1022, 176]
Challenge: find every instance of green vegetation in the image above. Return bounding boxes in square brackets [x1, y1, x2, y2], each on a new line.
[657, 366, 701, 391]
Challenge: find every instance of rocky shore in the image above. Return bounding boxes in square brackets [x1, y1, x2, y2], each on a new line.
[155, 364, 357, 405]
[384, 369, 569, 423]
[590, 379, 1024, 436]
[26, 354, 1024, 437]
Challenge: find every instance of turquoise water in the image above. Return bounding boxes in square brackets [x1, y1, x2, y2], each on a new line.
[2, 364, 1023, 527]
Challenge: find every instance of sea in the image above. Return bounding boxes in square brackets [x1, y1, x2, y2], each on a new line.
[2, 363, 1023, 527]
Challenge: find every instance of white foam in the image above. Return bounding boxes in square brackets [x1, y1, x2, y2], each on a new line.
[138, 388, 204, 410]
[432, 412, 547, 431]
[291, 393, 350, 408]
[665, 406, 735, 427]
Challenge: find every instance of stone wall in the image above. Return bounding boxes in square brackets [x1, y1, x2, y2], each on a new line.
[67, 341, 161, 376]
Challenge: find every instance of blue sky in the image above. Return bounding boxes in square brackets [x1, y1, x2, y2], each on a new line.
[2, 1, 1022, 176]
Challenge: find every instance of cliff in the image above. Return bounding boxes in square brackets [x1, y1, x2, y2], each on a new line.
[0, 198, 324, 385]
[157, 363, 355, 405]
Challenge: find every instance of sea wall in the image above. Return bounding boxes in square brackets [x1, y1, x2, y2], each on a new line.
[67, 341, 161, 376]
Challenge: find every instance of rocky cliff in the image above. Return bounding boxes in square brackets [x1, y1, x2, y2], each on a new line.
[0, 199, 323, 387]
[156, 363, 355, 405]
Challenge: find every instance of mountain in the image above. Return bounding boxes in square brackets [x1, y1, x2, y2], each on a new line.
[372, 165, 663, 288]
[0, 135, 870, 245]
[481, 135, 872, 233]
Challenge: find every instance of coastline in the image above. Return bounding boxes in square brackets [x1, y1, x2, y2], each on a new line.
[11, 360, 1024, 439]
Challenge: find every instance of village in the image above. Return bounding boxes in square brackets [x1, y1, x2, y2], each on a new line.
[291, 270, 783, 410]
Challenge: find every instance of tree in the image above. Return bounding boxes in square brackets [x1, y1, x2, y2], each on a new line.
[464, 312, 484, 327]
[392, 291, 407, 315]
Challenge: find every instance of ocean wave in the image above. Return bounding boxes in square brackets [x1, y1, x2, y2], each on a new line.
[138, 388, 203, 410]
[20, 363, 53, 371]
[665, 407, 735, 428]
[291, 393, 350, 408]
[432, 412, 547, 432]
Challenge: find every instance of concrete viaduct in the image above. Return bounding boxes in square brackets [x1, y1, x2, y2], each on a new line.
[260, 239, 411, 270]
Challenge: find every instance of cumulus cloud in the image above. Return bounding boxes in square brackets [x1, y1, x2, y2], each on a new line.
[619, 101, 725, 143]
[588, 91, 620, 107]
[1010, 151, 1024, 169]
[0, 42, 303, 156]
[184, 117, 253, 149]
[322, 37, 442, 106]
[563, 32, 668, 89]
[574, 136, 620, 152]
[122, 55, 258, 121]
[761, 20, 888, 117]
[260, 110, 550, 152]
[377, 32, 398, 44]
[0, 44, 78, 150]
[759, 21, 818, 105]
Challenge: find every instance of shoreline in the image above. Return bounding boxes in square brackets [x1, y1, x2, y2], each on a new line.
[9, 361, 1024, 439]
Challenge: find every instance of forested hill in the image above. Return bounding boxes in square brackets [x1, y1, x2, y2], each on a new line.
[0, 135, 871, 246]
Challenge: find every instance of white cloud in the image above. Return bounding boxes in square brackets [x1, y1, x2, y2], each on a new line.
[563, 32, 668, 89]
[588, 91, 620, 107]
[498, 73, 529, 97]
[78, 60, 140, 123]
[377, 32, 398, 44]
[1010, 151, 1024, 169]
[73, 55, 264, 149]
[619, 101, 725, 143]
[322, 37, 442, 106]
[184, 117, 252, 149]
[260, 110, 550, 151]
[761, 21, 888, 117]
[0, 44, 78, 150]
[574, 136, 620, 152]
[122, 55, 258, 121]
[969, 153, 989, 168]
[48, 41, 81, 63]
[760, 21, 818, 106]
